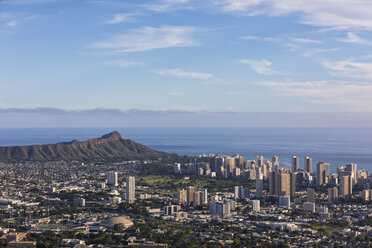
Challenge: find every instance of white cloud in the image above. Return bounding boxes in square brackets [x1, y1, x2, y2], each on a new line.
[241, 35, 282, 42]
[104, 60, 144, 67]
[322, 59, 372, 80]
[1, 0, 60, 4]
[156, 68, 215, 80]
[302, 48, 338, 57]
[214, 0, 372, 30]
[91, 26, 197, 53]
[242, 34, 330, 57]
[340, 32, 367, 44]
[290, 38, 322, 44]
[143, 0, 192, 12]
[239, 59, 280, 75]
[258, 80, 372, 110]
[0, 12, 38, 27]
[106, 13, 138, 24]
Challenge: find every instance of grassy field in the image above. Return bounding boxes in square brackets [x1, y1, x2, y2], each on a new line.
[310, 225, 342, 234]
[136, 175, 255, 194]
[36, 224, 68, 230]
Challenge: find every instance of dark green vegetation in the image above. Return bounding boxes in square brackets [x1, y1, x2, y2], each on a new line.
[359, 216, 372, 226]
[0, 131, 166, 162]
[136, 175, 255, 193]
[310, 225, 343, 234]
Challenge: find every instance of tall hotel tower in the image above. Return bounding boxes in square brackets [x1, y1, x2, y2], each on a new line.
[126, 176, 136, 203]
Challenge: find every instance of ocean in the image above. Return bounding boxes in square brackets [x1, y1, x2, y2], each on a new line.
[0, 127, 371, 172]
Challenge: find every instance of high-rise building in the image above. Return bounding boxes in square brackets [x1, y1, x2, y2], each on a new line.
[290, 172, 297, 198]
[193, 191, 202, 207]
[328, 174, 339, 187]
[279, 170, 291, 197]
[126, 176, 135, 203]
[203, 188, 208, 204]
[269, 171, 278, 195]
[107, 172, 118, 186]
[305, 157, 312, 173]
[272, 155, 279, 165]
[340, 175, 352, 199]
[307, 188, 315, 203]
[264, 161, 272, 180]
[303, 202, 315, 212]
[328, 187, 338, 203]
[346, 163, 357, 185]
[292, 156, 299, 172]
[252, 200, 260, 212]
[177, 189, 187, 204]
[257, 156, 264, 167]
[255, 172, 263, 198]
[319, 206, 330, 219]
[234, 155, 244, 168]
[209, 156, 217, 173]
[263, 161, 273, 180]
[226, 157, 236, 174]
[174, 163, 181, 174]
[163, 205, 180, 215]
[209, 201, 231, 217]
[233, 167, 241, 178]
[273, 163, 280, 173]
[234, 186, 245, 199]
[361, 189, 372, 201]
[186, 186, 194, 206]
[73, 197, 85, 207]
[270, 169, 295, 198]
[317, 162, 330, 186]
[357, 170, 368, 184]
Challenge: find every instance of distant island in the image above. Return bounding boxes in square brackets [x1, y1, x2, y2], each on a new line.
[0, 131, 165, 161]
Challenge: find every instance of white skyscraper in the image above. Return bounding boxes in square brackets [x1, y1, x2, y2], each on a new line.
[252, 200, 260, 212]
[174, 163, 181, 174]
[317, 162, 330, 186]
[126, 176, 136, 203]
[234, 186, 245, 199]
[292, 156, 299, 172]
[256, 156, 264, 166]
[107, 172, 118, 186]
[255, 171, 263, 198]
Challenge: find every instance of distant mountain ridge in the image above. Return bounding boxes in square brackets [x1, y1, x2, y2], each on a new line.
[0, 131, 165, 161]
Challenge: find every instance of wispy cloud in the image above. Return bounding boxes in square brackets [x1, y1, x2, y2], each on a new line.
[1, 0, 60, 4]
[257, 80, 372, 110]
[241, 34, 332, 57]
[105, 12, 139, 24]
[156, 68, 215, 80]
[91, 25, 198, 53]
[104, 60, 144, 68]
[214, 0, 372, 30]
[302, 48, 338, 57]
[340, 32, 368, 44]
[241, 34, 282, 42]
[142, 0, 193, 12]
[0, 12, 38, 27]
[322, 59, 372, 80]
[239, 59, 280, 75]
[290, 37, 322, 44]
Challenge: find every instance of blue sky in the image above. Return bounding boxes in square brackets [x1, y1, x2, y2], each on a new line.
[1, 0, 372, 113]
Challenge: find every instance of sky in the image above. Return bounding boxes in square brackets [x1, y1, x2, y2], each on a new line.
[1, 0, 372, 117]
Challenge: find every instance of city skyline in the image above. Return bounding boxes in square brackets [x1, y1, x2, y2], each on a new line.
[1, 0, 372, 115]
